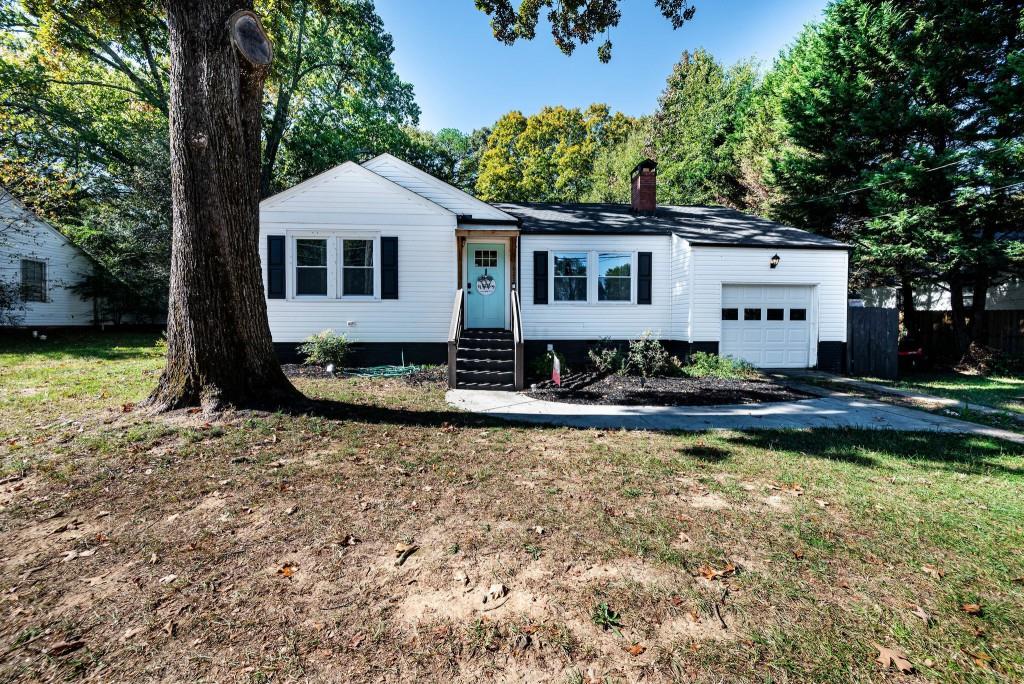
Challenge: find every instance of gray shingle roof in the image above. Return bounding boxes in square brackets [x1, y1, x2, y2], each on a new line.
[494, 202, 849, 250]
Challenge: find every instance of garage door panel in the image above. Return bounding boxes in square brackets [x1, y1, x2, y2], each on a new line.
[719, 285, 813, 369]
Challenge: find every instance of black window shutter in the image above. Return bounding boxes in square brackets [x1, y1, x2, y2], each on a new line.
[637, 252, 652, 305]
[266, 235, 286, 299]
[533, 251, 548, 304]
[381, 236, 398, 299]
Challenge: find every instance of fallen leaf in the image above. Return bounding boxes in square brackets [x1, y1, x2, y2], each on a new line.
[163, 621, 176, 637]
[486, 583, 509, 601]
[341, 535, 360, 546]
[349, 633, 365, 649]
[670, 595, 684, 607]
[626, 643, 646, 656]
[78, 548, 97, 558]
[698, 562, 736, 580]
[965, 650, 992, 668]
[159, 574, 177, 584]
[874, 643, 915, 674]
[921, 564, 944, 580]
[912, 606, 932, 625]
[276, 564, 297, 578]
[454, 570, 470, 587]
[45, 639, 85, 657]
[120, 627, 145, 643]
[792, 549, 805, 560]
[284, 505, 298, 515]
[394, 543, 418, 567]
[962, 603, 982, 615]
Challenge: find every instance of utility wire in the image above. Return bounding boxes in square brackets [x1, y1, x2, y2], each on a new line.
[839, 179, 1024, 230]
[777, 146, 1013, 207]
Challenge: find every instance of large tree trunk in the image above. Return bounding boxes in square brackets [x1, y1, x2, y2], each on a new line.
[948, 278, 971, 357]
[148, 0, 300, 412]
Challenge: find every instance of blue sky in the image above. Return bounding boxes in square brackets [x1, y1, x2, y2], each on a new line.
[373, 0, 829, 133]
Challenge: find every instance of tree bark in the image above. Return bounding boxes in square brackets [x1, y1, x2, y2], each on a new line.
[147, 0, 300, 411]
[948, 278, 971, 357]
[899, 276, 916, 339]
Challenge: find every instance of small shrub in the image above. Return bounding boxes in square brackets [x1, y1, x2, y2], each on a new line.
[624, 331, 671, 380]
[587, 337, 624, 375]
[683, 352, 757, 379]
[298, 329, 350, 367]
[528, 350, 568, 379]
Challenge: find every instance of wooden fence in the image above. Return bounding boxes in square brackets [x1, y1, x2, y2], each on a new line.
[847, 306, 899, 379]
[906, 309, 1024, 365]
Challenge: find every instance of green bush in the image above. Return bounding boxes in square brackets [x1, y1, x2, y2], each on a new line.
[528, 349, 568, 379]
[587, 337, 625, 375]
[624, 331, 671, 379]
[683, 352, 757, 379]
[298, 329, 351, 367]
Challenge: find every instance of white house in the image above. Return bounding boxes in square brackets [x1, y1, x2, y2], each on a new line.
[0, 187, 96, 327]
[259, 154, 850, 389]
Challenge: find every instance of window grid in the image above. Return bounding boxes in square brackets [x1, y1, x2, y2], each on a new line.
[342, 239, 374, 297]
[474, 250, 498, 268]
[295, 239, 328, 296]
[20, 259, 46, 302]
[553, 252, 588, 302]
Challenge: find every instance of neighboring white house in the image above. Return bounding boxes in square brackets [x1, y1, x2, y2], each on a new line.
[0, 186, 96, 327]
[259, 154, 850, 388]
[861, 279, 1024, 311]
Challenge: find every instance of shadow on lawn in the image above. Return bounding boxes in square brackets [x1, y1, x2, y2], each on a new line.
[0, 331, 162, 361]
[721, 429, 1024, 478]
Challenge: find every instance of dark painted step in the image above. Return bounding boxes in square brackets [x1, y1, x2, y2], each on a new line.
[456, 381, 516, 391]
[457, 357, 514, 371]
[456, 346, 515, 360]
[457, 368, 515, 385]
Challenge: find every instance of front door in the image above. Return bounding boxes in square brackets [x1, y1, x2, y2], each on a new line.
[466, 243, 506, 329]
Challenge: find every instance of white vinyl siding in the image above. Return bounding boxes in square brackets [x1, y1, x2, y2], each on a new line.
[1, 190, 94, 326]
[362, 154, 515, 222]
[260, 163, 457, 343]
[687, 246, 848, 345]
[521, 234, 673, 339]
[670, 234, 691, 340]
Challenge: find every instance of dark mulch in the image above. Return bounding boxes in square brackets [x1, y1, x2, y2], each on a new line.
[282, 363, 446, 386]
[527, 372, 810, 406]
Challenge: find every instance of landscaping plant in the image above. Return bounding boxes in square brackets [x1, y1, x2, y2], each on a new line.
[683, 352, 757, 380]
[624, 331, 672, 384]
[298, 329, 351, 367]
[587, 337, 625, 375]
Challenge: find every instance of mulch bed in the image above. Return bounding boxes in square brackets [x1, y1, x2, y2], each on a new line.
[527, 372, 811, 407]
[282, 363, 446, 386]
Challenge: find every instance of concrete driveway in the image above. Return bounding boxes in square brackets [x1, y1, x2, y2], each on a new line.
[446, 389, 1024, 443]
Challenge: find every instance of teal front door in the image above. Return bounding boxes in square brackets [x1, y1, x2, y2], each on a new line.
[466, 243, 506, 329]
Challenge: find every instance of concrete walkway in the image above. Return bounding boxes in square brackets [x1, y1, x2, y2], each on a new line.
[446, 389, 1024, 443]
[778, 370, 1024, 425]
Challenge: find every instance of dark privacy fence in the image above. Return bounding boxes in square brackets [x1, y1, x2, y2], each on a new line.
[847, 306, 899, 379]
[906, 310, 1024, 365]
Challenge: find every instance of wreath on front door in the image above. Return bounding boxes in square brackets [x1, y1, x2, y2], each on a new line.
[475, 273, 496, 296]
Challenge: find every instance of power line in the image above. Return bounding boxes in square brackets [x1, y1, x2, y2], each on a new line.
[841, 178, 1024, 229]
[778, 146, 1013, 207]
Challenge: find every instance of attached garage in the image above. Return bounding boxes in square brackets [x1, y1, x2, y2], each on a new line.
[720, 285, 815, 368]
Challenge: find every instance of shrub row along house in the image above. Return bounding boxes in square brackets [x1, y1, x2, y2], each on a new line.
[260, 155, 850, 389]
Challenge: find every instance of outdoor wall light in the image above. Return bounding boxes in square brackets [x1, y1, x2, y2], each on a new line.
[770, 254, 781, 269]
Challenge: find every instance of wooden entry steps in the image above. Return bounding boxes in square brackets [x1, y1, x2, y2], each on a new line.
[456, 329, 516, 390]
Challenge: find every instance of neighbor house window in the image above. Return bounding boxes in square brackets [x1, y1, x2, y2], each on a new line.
[342, 239, 374, 296]
[553, 252, 588, 302]
[295, 239, 328, 296]
[20, 259, 46, 302]
[597, 253, 631, 302]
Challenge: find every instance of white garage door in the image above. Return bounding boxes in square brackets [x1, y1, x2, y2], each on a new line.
[720, 285, 814, 368]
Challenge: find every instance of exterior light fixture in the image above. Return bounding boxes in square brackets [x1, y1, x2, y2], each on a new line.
[770, 254, 781, 269]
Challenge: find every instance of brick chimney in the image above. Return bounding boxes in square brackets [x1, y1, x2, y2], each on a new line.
[630, 159, 657, 215]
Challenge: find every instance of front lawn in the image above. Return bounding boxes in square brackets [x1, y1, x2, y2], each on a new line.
[1, 332, 1023, 682]
[883, 373, 1024, 416]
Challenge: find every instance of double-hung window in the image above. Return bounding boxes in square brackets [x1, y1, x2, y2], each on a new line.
[295, 239, 328, 296]
[342, 239, 374, 297]
[597, 253, 631, 302]
[553, 252, 588, 302]
[20, 259, 46, 302]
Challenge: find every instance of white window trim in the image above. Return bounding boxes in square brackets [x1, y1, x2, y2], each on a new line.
[290, 235, 333, 299]
[337, 235, 381, 301]
[285, 232, 382, 301]
[549, 251, 637, 305]
[20, 257, 49, 304]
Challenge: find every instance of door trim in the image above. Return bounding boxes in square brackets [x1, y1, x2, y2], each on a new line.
[464, 238, 511, 330]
